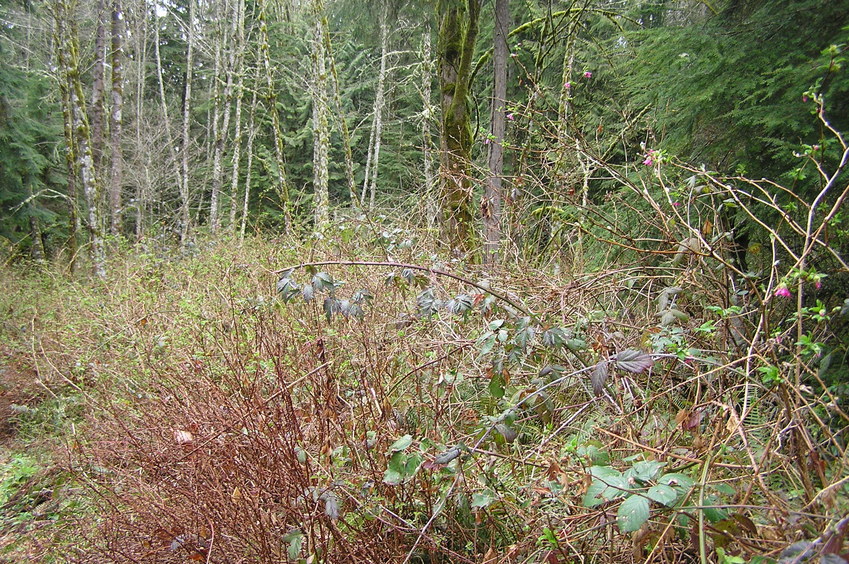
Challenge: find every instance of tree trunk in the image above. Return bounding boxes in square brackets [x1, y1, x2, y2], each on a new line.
[54, 0, 106, 278]
[361, 0, 389, 209]
[229, 0, 246, 231]
[134, 0, 148, 240]
[210, 0, 237, 232]
[438, 0, 480, 256]
[108, 0, 124, 236]
[90, 0, 107, 177]
[258, 0, 292, 231]
[322, 11, 356, 207]
[153, 5, 181, 233]
[420, 29, 438, 229]
[483, 0, 508, 264]
[311, 0, 330, 229]
[179, 0, 195, 244]
[240, 87, 259, 240]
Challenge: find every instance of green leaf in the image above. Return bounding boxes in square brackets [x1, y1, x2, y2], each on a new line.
[489, 372, 505, 399]
[658, 473, 694, 491]
[471, 489, 497, 509]
[646, 484, 678, 506]
[618, 495, 650, 532]
[388, 434, 413, 452]
[582, 479, 608, 508]
[628, 460, 665, 482]
[283, 529, 304, 560]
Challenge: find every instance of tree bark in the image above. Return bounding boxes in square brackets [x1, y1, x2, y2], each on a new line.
[54, 0, 106, 278]
[420, 29, 438, 229]
[361, 0, 389, 210]
[438, 0, 480, 256]
[90, 0, 107, 177]
[108, 0, 124, 235]
[483, 0, 508, 264]
[229, 0, 246, 231]
[311, 0, 330, 229]
[258, 0, 292, 231]
[179, 0, 195, 244]
[240, 87, 259, 240]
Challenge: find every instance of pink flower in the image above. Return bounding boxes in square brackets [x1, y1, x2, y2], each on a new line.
[506, 113, 515, 121]
[774, 285, 792, 298]
[643, 156, 653, 166]
[484, 138, 491, 145]
[815, 280, 822, 290]
[672, 202, 681, 207]
[584, 71, 592, 78]
[802, 95, 809, 102]
[564, 82, 572, 89]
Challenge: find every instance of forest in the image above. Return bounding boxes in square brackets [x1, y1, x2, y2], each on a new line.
[1, 0, 848, 561]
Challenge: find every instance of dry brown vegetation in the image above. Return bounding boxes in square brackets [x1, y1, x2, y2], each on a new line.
[0, 193, 847, 563]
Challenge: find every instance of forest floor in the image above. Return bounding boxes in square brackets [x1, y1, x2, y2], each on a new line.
[0, 231, 846, 563]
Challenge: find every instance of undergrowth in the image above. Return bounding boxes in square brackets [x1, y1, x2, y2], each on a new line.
[0, 201, 846, 562]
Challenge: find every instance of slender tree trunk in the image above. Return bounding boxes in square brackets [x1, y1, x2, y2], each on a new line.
[153, 6, 181, 225]
[229, 0, 246, 231]
[240, 87, 259, 240]
[134, 0, 148, 239]
[321, 11, 356, 206]
[483, 0, 508, 264]
[54, 0, 106, 278]
[362, 0, 389, 209]
[108, 0, 124, 235]
[421, 29, 438, 229]
[438, 0, 480, 256]
[257, 0, 292, 231]
[90, 0, 107, 177]
[210, 0, 237, 232]
[59, 70, 81, 272]
[179, 0, 195, 244]
[311, 0, 330, 229]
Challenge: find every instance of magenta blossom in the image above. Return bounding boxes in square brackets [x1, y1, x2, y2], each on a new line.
[584, 71, 592, 78]
[672, 202, 681, 207]
[506, 113, 515, 121]
[802, 95, 809, 103]
[643, 156, 653, 166]
[815, 280, 822, 290]
[774, 285, 792, 298]
[564, 82, 572, 89]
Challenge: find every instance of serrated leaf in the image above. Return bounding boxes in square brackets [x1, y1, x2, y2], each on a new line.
[566, 338, 587, 351]
[646, 484, 678, 506]
[323, 297, 340, 321]
[660, 310, 677, 326]
[477, 332, 497, 356]
[591, 361, 609, 396]
[447, 294, 474, 316]
[323, 492, 339, 520]
[388, 434, 413, 452]
[301, 284, 314, 302]
[628, 460, 665, 482]
[312, 272, 335, 292]
[618, 495, 650, 532]
[658, 473, 695, 491]
[614, 350, 654, 373]
[471, 489, 496, 509]
[542, 327, 569, 348]
[582, 479, 608, 508]
[382, 467, 403, 485]
[276, 277, 300, 302]
[489, 372, 505, 399]
[283, 529, 304, 560]
[495, 423, 518, 443]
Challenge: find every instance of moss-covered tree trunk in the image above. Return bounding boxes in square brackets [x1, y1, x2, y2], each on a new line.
[311, 0, 330, 229]
[108, 0, 124, 236]
[438, 0, 480, 256]
[483, 0, 508, 264]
